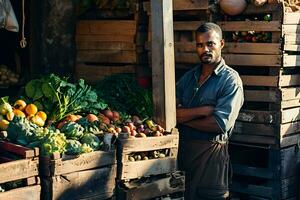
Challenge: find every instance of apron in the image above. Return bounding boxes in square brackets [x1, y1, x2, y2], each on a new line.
[178, 139, 230, 200]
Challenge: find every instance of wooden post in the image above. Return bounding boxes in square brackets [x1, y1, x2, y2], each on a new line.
[151, 0, 176, 131]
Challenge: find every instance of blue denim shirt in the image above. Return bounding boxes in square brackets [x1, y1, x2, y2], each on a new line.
[176, 59, 244, 141]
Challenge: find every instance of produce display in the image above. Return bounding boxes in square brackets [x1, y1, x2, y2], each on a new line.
[0, 73, 167, 159]
[94, 73, 153, 119]
[0, 65, 19, 86]
[128, 149, 169, 162]
[223, 14, 272, 43]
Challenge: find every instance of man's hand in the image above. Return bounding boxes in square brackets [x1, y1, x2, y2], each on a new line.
[176, 106, 214, 124]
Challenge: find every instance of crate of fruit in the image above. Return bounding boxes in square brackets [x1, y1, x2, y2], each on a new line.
[0, 141, 40, 200]
[116, 117, 179, 181]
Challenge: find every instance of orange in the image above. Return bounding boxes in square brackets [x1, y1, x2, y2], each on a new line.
[13, 109, 26, 118]
[0, 119, 9, 130]
[36, 111, 47, 121]
[14, 100, 27, 111]
[25, 104, 38, 116]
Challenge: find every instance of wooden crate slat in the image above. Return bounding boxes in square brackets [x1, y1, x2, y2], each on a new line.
[244, 90, 279, 102]
[242, 3, 282, 15]
[76, 50, 137, 63]
[0, 141, 36, 158]
[143, 0, 208, 13]
[175, 52, 199, 63]
[241, 75, 279, 87]
[76, 20, 136, 35]
[230, 182, 274, 198]
[281, 99, 300, 109]
[173, 0, 208, 10]
[43, 165, 116, 200]
[234, 122, 275, 136]
[41, 150, 116, 176]
[284, 13, 300, 24]
[284, 44, 300, 51]
[76, 41, 136, 51]
[119, 134, 179, 153]
[230, 182, 273, 197]
[0, 159, 38, 184]
[281, 107, 300, 124]
[223, 43, 281, 55]
[230, 134, 276, 145]
[76, 34, 135, 43]
[174, 21, 205, 31]
[175, 42, 195, 53]
[118, 157, 177, 180]
[280, 133, 300, 148]
[284, 34, 300, 45]
[283, 55, 300, 67]
[218, 21, 281, 32]
[280, 74, 300, 87]
[232, 164, 275, 179]
[281, 87, 300, 101]
[282, 25, 300, 34]
[280, 121, 300, 136]
[119, 172, 185, 200]
[223, 54, 281, 67]
[238, 110, 277, 124]
[0, 185, 41, 200]
[75, 64, 135, 84]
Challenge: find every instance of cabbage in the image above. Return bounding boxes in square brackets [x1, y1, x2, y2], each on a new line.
[65, 140, 82, 155]
[80, 133, 101, 151]
[60, 122, 84, 140]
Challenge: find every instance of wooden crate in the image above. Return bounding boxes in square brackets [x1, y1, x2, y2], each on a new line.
[117, 171, 185, 200]
[229, 142, 300, 180]
[76, 19, 137, 65]
[229, 142, 300, 199]
[40, 150, 116, 176]
[0, 141, 40, 200]
[40, 150, 116, 200]
[144, 0, 210, 67]
[231, 176, 298, 200]
[117, 129, 179, 180]
[75, 63, 136, 84]
[42, 164, 116, 200]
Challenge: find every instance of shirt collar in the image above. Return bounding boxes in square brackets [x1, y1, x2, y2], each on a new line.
[193, 58, 226, 80]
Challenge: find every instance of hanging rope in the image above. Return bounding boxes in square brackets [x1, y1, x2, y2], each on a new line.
[20, 0, 26, 48]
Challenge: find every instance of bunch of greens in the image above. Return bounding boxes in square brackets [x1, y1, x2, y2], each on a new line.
[6, 117, 67, 156]
[94, 73, 153, 118]
[24, 74, 107, 123]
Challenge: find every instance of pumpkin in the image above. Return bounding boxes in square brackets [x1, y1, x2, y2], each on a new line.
[219, 0, 247, 16]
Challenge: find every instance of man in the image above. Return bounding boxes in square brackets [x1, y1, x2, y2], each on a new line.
[176, 22, 244, 200]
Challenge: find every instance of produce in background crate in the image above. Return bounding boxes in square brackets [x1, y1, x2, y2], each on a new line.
[0, 65, 19, 86]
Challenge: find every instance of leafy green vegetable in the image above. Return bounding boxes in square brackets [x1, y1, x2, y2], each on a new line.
[7, 117, 39, 146]
[65, 140, 83, 155]
[24, 74, 108, 123]
[94, 74, 153, 118]
[60, 121, 84, 140]
[80, 133, 101, 150]
[39, 129, 67, 156]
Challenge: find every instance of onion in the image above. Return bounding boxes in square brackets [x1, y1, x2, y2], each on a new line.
[219, 0, 248, 16]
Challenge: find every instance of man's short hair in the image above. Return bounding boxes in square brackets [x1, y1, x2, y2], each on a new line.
[196, 22, 223, 39]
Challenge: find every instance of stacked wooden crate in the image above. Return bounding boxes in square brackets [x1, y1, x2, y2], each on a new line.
[40, 150, 116, 200]
[0, 141, 40, 200]
[75, 13, 139, 84]
[116, 129, 185, 200]
[213, 2, 300, 199]
[143, 0, 210, 71]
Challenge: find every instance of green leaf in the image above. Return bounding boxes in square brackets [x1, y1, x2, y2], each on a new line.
[25, 80, 41, 99]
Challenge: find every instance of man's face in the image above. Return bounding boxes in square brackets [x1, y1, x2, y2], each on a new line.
[196, 30, 224, 65]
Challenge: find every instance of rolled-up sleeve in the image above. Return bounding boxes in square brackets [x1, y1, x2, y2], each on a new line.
[213, 76, 244, 134]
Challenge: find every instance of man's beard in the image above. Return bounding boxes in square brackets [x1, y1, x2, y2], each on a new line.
[200, 53, 213, 64]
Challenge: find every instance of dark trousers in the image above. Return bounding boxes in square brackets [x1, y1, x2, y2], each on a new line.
[178, 139, 230, 200]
